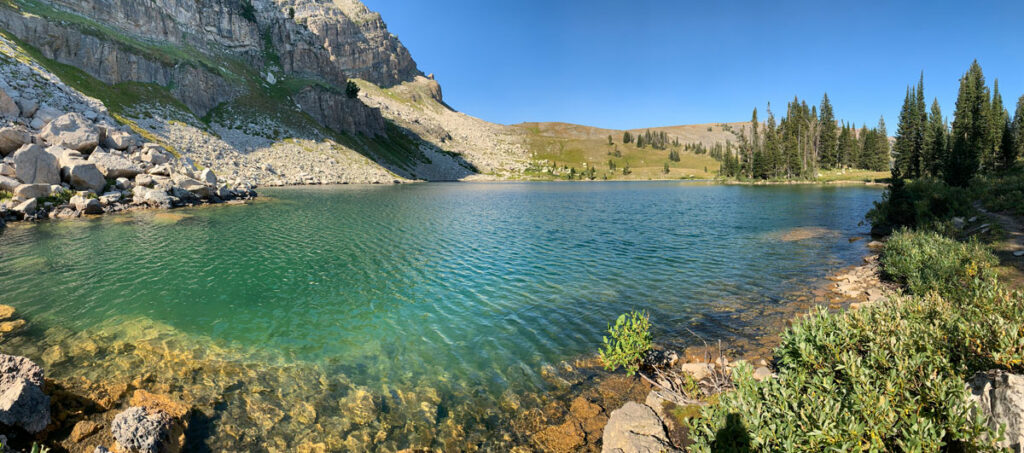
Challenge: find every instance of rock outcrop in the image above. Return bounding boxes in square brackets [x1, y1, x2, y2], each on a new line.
[601, 401, 680, 453]
[967, 370, 1024, 452]
[111, 406, 172, 453]
[0, 354, 51, 433]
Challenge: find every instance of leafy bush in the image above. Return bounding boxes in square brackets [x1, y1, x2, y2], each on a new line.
[599, 310, 652, 376]
[866, 177, 973, 234]
[686, 224, 1024, 451]
[882, 229, 997, 300]
[688, 281, 1024, 451]
[971, 169, 1024, 216]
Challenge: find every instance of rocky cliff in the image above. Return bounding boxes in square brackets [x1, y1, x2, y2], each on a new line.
[0, 0, 529, 184]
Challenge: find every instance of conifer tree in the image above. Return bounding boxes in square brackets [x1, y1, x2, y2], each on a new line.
[818, 93, 838, 169]
[988, 80, 1009, 170]
[894, 87, 917, 176]
[923, 99, 947, 177]
[913, 74, 927, 176]
[947, 60, 990, 187]
[1009, 94, 1024, 169]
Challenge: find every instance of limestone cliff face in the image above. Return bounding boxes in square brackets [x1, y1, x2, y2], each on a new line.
[0, 0, 422, 135]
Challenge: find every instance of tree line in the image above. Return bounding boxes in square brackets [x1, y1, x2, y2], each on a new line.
[720, 95, 890, 179]
[718, 60, 1023, 182]
[893, 61, 1023, 187]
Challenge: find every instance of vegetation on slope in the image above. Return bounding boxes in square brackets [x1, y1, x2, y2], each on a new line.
[517, 123, 722, 180]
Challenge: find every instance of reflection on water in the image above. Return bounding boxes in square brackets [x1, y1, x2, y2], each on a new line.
[0, 181, 881, 450]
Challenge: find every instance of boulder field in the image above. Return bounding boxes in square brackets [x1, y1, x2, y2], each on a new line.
[0, 105, 256, 225]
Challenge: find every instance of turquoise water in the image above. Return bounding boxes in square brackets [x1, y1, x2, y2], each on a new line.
[0, 181, 882, 450]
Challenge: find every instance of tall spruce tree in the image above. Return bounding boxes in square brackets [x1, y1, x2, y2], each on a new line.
[913, 74, 927, 176]
[988, 79, 1008, 171]
[894, 87, 917, 176]
[1010, 94, 1024, 169]
[923, 99, 947, 178]
[818, 93, 838, 169]
[947, 60, 990, 187]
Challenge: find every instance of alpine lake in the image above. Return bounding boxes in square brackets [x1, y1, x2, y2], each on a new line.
[0, 181, 883, 451]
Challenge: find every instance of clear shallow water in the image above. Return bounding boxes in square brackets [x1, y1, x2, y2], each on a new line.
[0, 181, 882, 450]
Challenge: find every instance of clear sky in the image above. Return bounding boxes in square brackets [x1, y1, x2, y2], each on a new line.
[362, 0, 1024, 130]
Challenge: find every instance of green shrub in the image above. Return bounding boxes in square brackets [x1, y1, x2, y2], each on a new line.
[345, 80, 360, 99]
[866, 178, 973, 234]
[0, 190, 11, 201]
[882, 229, 997, 300]
[971, 169, 1024, 216]
[688, 282, 1024, 451]
[599, 310, 652, 376]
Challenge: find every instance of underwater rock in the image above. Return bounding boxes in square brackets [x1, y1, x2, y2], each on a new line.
[601, 401, 678, 453]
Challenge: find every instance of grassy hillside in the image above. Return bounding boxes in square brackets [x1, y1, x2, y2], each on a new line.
[516, 122, 726, 180]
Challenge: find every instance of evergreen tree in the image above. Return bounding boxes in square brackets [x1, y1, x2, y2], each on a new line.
[894, 87, 917, 176]
[837, 122, 853, 168]
[913, 74, 927, 176]
[608, 135, 614, 146]
[818, 93, 838, 169]
[947, 60, 990, 187]
[623, 131, 633, 144]
[876, 116, 890, 172]
[1009, 94, 1024, 169]
[988, 80, 1009, 171]
[923, 99, 947, 178]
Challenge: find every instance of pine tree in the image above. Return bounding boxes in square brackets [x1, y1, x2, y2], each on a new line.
[1009, 94, 1024, 169]
[818, 93, 838, 169]
[894, 87, 917, 176]
[988, 80, 1009, 171]
[913, 74, 927, 176]
[876, 116, 890, 172]
[947, 60, 990, 187]
[923, 99, 947, 178]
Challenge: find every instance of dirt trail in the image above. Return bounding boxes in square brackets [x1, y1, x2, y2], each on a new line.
[975, 203, 1024, 288]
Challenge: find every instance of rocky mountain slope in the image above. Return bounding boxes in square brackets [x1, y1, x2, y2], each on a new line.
[0, 0, 741, 190]
[0, 0, 532, 185]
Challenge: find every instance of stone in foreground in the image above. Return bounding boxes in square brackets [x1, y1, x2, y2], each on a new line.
[602, 401, 679, 453]
[0, 354, 50, 434]
[12, 144, 61, 185]
[40, 113, 100, 152]
[967, 370, 1024, 452]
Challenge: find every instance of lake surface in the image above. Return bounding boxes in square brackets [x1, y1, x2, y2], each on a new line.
[0, 181, 882, 450]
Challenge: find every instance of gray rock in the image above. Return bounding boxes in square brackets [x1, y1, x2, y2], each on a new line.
[147, 164, 171, 177]
[602, 402, 679, 453]
[0, 89, 19, 118]
[679, 363, 713, 381]
[135, 188, 172, 209]
[12, 184, 52, 200]
[101, 130, 135, 150]
[12, 144, 60, 185]
[115, 177, 132, 190]
[0, 354, 50, 433]
[967, 370, 1024, 451]
[0, 176, 19, 192]
[111, 406, 170, 453]
[99, 192, 122, 205]
[71, 195, 103, 214]
[29, 118, 45, 130]
[40, 113, 99, 152]
[952, 217, 966, 230]
[0, 127, 31, 156]
[134, 174, 155, 188]
[15, 98, 38, 118]
[0, 163, 14, 178]
[66, 163, 107, 193]
[32, 106, 61, 125]
[94, 447, 111, 453]
[753, 366, 775, 381]
[89, 150, 142, 178]
[199, 168, 217, 186]
[141, 144, 171, 165]
[12, 198, 37, 215]
[176, 177, 212, 198]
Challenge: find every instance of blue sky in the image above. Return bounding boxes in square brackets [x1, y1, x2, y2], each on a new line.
[362, 0, 1024, 130]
